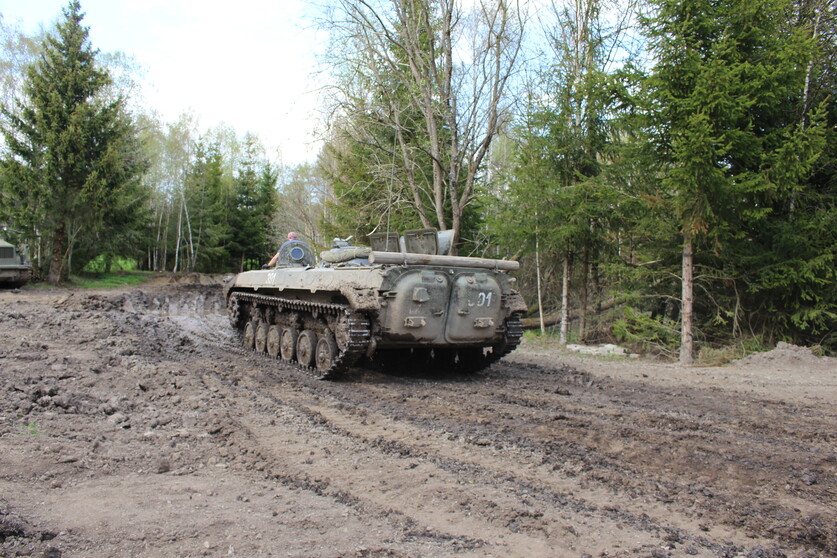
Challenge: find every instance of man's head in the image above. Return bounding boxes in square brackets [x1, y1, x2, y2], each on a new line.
[288, 232, 298, 240]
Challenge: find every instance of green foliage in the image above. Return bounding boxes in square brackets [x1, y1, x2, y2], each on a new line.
[487, 0, 636, 345]
[183, 141, 233, 272]
[636, 0, 833, 354]
[319, 138, 427, 243]
[83, 255, 138, 272]
[644, 0, 822, 235]
[0, 1, 148, 283]
[612, 307, 680, 358]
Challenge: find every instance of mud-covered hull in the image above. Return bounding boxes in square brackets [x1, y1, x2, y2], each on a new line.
[224, 253, 526, 378]
[0, 265, 32, 288]
[374, 265, 521, 349]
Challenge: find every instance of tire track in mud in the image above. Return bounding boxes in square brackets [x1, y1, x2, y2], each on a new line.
[187, 344, 781, 557]
[197, 359, 695, 557]
[197, 366, 491, 557]
[347, 361, 837, 555]
[118, 285, 836, 556]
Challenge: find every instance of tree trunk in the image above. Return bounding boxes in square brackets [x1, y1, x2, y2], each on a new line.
[161, 204, 170, 271]
[66, 221, 81, 278]
[680, 232, 694, 364]
[173, 200, 183, 273]
[559, 248, 571, 345]
[579, 243, 589, 343]
[48, 227, 66, 285]
[520, 298, 619, 329]
[154, 206, 163, 271]
[535, 234, 545, 335]
[393, 124, 432, 229]
[181, 190, 195, 272]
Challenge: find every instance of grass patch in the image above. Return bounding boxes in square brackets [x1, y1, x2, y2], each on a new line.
[17, 421, 40, 437]
[522, 329, 603, 349]
[522, 328, 576, 348]
[697, 335, 769, 366]
[68, 270, 155, 289]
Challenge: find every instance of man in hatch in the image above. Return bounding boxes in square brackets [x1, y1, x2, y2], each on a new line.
[266, 232, 315, 268]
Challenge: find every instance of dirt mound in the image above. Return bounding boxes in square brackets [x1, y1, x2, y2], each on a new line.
[120, 285, 226, 316]
[735, 341, 834, 370]
[137, 272, 229, 288]
[167, 272, 229, 286]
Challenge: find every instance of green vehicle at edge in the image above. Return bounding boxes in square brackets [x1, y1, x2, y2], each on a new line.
[0, 237, 32, 288]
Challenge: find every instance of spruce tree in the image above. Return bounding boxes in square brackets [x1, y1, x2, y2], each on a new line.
[183, 141, 230, 272]
[642, 0, 827, 362]
[0, 1, 146, 283]
[228, 136, 277, 272]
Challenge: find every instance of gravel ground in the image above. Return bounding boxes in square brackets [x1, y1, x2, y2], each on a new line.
[0, 278, 834, 558]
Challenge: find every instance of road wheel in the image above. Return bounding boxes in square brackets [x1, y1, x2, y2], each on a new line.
[315, 331, 339, 374]
[266, 325, 281, 358]
[242, 321, 256, 350]
[254, 321, 268, 353]
[296, 330, 318, 367]
[280, 328, 298, 362]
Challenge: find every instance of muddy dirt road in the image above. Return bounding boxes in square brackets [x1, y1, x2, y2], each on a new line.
[0, 280, 834, 557]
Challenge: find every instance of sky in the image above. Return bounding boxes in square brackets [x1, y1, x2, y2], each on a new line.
[0, 0, 329, 165]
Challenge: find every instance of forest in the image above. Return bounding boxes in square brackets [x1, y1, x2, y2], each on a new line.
[0, 0, 834, 360]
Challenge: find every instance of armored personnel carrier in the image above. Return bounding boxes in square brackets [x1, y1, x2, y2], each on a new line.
[224, 229, 526, 379]
[0, 237, 32, 288]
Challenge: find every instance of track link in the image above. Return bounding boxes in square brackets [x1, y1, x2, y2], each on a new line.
[229, 292, 370, 380]
[492, 315, 524, 360]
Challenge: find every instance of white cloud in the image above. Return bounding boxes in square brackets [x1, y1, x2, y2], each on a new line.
[0, 0, 327, 165]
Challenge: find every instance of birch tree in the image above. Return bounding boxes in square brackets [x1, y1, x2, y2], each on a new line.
[492, 0, 638, 343]
[323, 0, 524, 252]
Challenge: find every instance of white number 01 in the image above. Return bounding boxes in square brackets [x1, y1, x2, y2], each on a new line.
[476, 291, 493, 307]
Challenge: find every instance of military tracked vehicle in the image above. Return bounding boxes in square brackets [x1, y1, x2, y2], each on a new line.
[223, 229, 526, 379]
[0, 237, 32, 288]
